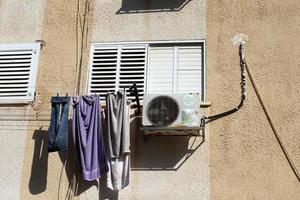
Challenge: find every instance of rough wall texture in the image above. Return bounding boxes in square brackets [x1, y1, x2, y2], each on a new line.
[1, 0, 300, 200]
[0, 0, 46, 43]
[20, 1, 82, 200]
[0, 1, 46, 199]
[91, 0, 205, 42]
[206, 0, 300, 199]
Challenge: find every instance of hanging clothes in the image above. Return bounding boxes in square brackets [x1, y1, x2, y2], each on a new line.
[72, 95, 108, 181]
[48, 96, 70, 152]
[105, 91, 131, 191]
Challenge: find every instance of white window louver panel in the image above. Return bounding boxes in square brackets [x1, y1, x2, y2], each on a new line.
[88, 44, 147, 101]
[0, 43, 40, 101]
[89, 46, 118, 100]
[119, 45, 146, 100]
[147, 44, 203, 98]
[148, 46, 174, 93]
[177, 46, 202, 94]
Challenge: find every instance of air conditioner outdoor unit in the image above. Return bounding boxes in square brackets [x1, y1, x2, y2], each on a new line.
[142, 93, 201, 128]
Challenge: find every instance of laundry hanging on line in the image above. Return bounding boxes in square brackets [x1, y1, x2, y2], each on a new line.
[104, 91, 131, 191]
[47, 92, 132, 190]
[48, 96, 70, 152]
[72, 94, 109, 181]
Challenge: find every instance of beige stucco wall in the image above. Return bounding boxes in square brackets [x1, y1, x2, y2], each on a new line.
[0, 1, 46, 200]
[0, 0, 300, 200]
[206, 0, 300, 199]
[91, 0, 205, 42]
[20, 1, 81, 200]
[0, 0, 46, 43]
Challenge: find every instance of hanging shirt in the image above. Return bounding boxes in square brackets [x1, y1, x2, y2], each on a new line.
[105, 91, 131, 191]
[72, 95, 108, 181]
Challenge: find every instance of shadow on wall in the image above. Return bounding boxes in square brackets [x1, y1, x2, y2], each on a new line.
[117, 0, 192, 14]
[98, 116, 205, 199]
[29, 121, 98, 197]
[130, 117, 205, 171]
[29, 130, 49, 194]
[29, 117, 204, 198]
[58, 120, 98, 198]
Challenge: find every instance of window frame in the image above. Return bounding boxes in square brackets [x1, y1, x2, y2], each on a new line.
[87, 40, 206, 102]
[0, 43, 41, 104]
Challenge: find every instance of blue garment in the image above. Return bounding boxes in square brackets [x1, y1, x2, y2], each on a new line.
[48, 96, 70, 152]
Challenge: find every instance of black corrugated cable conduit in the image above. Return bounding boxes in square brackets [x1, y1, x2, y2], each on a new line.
[203, 42, 246, 123]
[202, 41, 300, 182]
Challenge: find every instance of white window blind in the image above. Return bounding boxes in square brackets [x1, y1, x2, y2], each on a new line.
[0, 43, 40, 101]
[147, 46, 174, 93]
[88, 44, 147, 100]
[147, 44, 203, 99]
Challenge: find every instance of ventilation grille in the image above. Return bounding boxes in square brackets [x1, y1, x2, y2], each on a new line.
[88, 44, 146, 100]
[0, 44, 40, 100]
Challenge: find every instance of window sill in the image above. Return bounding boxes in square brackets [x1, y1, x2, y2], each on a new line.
[102, 101, 212, 108]
[0, 99, 33, 105]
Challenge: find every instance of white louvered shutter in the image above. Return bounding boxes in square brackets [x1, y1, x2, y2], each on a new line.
[119, 45, 147, 100]
[88, 44, 147, 100]
[147, 44, 203, 99]
[177, 46, 202, 94]
[88, 46, 118, 100]
[0, 43, 40, 101]
[147, 46, 175, 93]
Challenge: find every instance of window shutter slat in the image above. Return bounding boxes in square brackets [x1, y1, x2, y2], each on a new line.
[0, 85, 29, 89]
[0, 63, 32, 67]
[0, 50, 33, 55]
[0, 76, 30, 79]
[0, 67, 30, 71]
[0, 71, 30, 75]
[0, 92, 28, 96]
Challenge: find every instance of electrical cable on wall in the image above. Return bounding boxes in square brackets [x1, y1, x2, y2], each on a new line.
[202, 35, 300, 182]
[203, 41, 246, 123]
[74, 0, 90, 96]
[244, 60, 300, 182]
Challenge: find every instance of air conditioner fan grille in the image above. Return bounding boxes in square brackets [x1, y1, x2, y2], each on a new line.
[146, 96, 179, 126]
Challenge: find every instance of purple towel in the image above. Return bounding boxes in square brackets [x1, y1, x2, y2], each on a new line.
[72, 95, 108, 181]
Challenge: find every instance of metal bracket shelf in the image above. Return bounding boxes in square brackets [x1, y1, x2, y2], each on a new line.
[141, 126, 204, 136]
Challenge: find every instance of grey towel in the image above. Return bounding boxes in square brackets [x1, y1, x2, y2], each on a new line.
[105, 91, 131, 191]
[106, 91, 130, 158]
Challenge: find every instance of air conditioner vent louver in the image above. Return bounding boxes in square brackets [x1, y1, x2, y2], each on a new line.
[146, 96, 179, 127]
